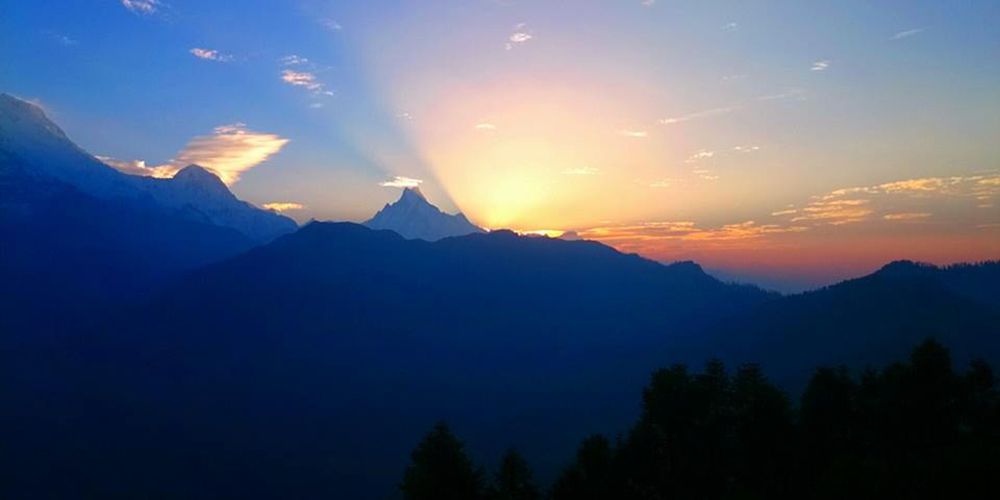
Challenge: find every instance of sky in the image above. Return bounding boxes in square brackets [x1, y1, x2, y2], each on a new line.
[2, 0, 998, 291]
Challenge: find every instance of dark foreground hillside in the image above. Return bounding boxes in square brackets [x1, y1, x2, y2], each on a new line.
[2, 222, 770, 499]
[2, 222, 996, 498]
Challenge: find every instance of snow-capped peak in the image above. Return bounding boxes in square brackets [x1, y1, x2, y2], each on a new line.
[365, 187, 484, 241]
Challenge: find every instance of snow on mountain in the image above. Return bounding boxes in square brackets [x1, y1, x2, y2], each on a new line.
[364, 187, 484, 241]
[0, 93, 296, 242]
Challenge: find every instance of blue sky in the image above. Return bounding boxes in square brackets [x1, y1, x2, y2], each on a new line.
[2, 0, 998, 288]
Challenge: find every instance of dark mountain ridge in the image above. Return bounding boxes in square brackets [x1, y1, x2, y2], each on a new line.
[696, 260, 1000, 391]
[5, 221, 772, 498]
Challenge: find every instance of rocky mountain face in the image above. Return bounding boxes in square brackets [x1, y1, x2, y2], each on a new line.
[0, 93, 296, 242]
[365, 187, 484, 241]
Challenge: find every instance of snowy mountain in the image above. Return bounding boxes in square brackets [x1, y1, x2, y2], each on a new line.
[364, 187, 484, 241]
[0, 93, 296, 242]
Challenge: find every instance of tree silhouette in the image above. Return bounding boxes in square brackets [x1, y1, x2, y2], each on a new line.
[487, 449, 540, 500]
[400, 422, 485, 500]
[551, 435, 614, 500]
[404, 340, 999, 499]
[544, 338, 1000, 499]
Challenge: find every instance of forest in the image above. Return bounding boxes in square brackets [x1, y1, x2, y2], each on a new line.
[400, 339, 1000, 499]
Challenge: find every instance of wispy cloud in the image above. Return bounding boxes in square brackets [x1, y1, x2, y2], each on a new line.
[262, 202, 305, 212]
[96, 156, 164, 178]
[281, 69, 332, 96]
[792, 199, 873, 225]
[757, 88, 805, 101]
[562, 167, 600, 176]
[649, 179, 677, 188]
[733, 145, 760, 153]
[773, 173, 1000, 226]
[891, 28, 925, 40]
[190, 48, 232, 62]
[581, 220, 805, 246]
[723, 22, 738, 31]
[379, 176, 423, 188]
[100, 123, 289, 186]
[44, 31, 77, 46]
[641, 0, 655, 6]
[506, 23, 533, 50]
[475, 123, 497, 131]
[619, 129, 648, 138]
[121, 0, 160, 15]
[811, 59, 831, 72]
[883, 212, 931, 221]
[281, 55, 309, 66]
[685, 149, 715, 163]
[321, 18, 343, 31]
[659, 106, 738, 125]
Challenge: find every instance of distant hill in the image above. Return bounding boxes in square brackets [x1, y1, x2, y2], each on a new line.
[4, 222, 770, 498]
[365, 186, 484, 240]
[697, 260, 1000, 391]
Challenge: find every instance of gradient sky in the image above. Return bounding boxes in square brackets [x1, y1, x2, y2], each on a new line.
[2, 0, 998, 290]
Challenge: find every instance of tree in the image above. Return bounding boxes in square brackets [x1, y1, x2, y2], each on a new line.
[551, 435, 614, 500]
[400, 422, 485, 500]
[488, 449, 540, 500]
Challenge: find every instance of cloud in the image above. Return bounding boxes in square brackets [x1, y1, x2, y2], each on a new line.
[44, 31, 77, 46]
[733, 145, 761, 153]
[475, 123, 497, 131]
[96, 156, 170, 178]
[685, 149, 715, 163]
[811, 60, 831, 72]
[262, 202, 305, 212]
[562, 167, 600, 176]
[883, 212, 931, 221]
[619, 129, 648, 138]
[190, 48, 232, 62]
[891, 28, 925, 40]
[659, 106, 738, 125]
[379, 176, 423, 188]
[792, 199, 873, 225]
[757, 88, 805, 101]
[580, 220, 805, 245]
[121, 0, 160, 15]
[281, 55, 309, 66]
[641, 0, 656, 6]
[321, 18, 343, 31]
[775, 173, 1000, 226]
[100, 123, 289, 186]
[649, 179, 676, 188]
[723, 22, 738, 31]
[281, 69, 332, 96]
[506, 23, 533, 50]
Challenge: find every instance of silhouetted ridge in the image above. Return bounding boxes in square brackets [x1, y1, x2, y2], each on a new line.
[875, 259, 938, 277]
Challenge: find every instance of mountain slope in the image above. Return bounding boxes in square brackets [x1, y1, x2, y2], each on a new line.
[698, 260, 1000, 390]
[4, 222, 771, 499]
[0, 168, 254, 333]
[0, 93, 296, 242]
[365, 187, 484, 240]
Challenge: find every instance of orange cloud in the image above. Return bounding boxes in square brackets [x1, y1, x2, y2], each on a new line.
[262, 202, 305, 212]
[100, 123, 289, 186]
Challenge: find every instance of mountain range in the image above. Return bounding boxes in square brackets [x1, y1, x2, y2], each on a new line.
[1, 92, 997, 498]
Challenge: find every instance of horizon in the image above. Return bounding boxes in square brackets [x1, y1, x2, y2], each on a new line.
[2, 0, 997, 290]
